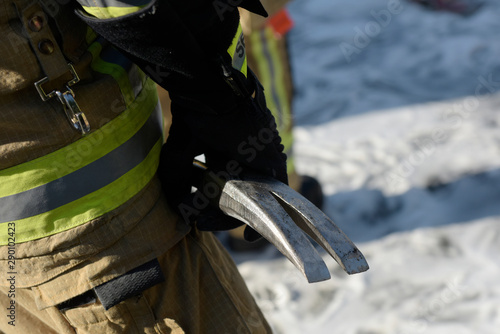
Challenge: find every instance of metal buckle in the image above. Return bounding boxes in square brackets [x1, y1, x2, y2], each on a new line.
[34, 63, 90, 135]
[34, 63, 80, 101]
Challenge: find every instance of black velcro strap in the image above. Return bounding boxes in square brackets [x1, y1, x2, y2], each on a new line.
[94, 258, 165, 310]
[57, 289, 97, 311]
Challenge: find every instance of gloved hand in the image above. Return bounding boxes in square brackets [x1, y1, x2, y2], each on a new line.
[158, 67, 287, 241]
[76, 0, 284, 239]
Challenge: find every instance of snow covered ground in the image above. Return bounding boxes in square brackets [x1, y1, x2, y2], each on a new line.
[233, 0, 500, 333]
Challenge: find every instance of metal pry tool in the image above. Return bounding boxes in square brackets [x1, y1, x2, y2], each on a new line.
[198, 164, 369, 283]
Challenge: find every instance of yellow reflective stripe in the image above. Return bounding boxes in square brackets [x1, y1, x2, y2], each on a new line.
[241, 52, 248, 78]
[267, 27, 291, 126]
[0, 79, 157, 199]
[249, 29, 273, 109]
[253, 27, 292, 129]
[265, 26, 291, 131]
[287, 156, 295, 174]
[249, 26, 294, 172]
[282, 133, 294, 154]
[82, 5, 146, 19]
[0, 139, 161, 245]
[227, 24, 248, 77]
[88, 41, 136, 105]
[86, 27, 98, 45]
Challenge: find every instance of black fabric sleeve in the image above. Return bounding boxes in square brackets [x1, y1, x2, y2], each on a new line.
[75, 0, 225, 79]
[75, 0, 268, 112]
[75, 0, 266, 80]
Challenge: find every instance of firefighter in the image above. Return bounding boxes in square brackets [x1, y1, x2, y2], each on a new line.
[0, 0, 284, 332]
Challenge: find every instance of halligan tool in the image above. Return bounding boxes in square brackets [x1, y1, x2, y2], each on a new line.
[200, 167, 369, 283]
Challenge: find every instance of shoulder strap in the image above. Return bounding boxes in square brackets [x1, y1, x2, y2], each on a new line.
[37, 0, 88, 62]
[13, 0, 68, 81]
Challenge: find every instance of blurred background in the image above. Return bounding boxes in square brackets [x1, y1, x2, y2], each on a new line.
[230, 0, 500, 333]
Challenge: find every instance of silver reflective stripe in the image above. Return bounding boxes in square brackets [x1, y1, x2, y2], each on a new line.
[0, 104, 162, 224]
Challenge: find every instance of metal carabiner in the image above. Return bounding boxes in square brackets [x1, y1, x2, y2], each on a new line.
[55, 87, 91, 135]
[35, 63, 91, 135]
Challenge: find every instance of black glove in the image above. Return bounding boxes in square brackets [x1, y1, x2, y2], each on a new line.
[159, 67, 288, 241]
[76, 0, 285, 239]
